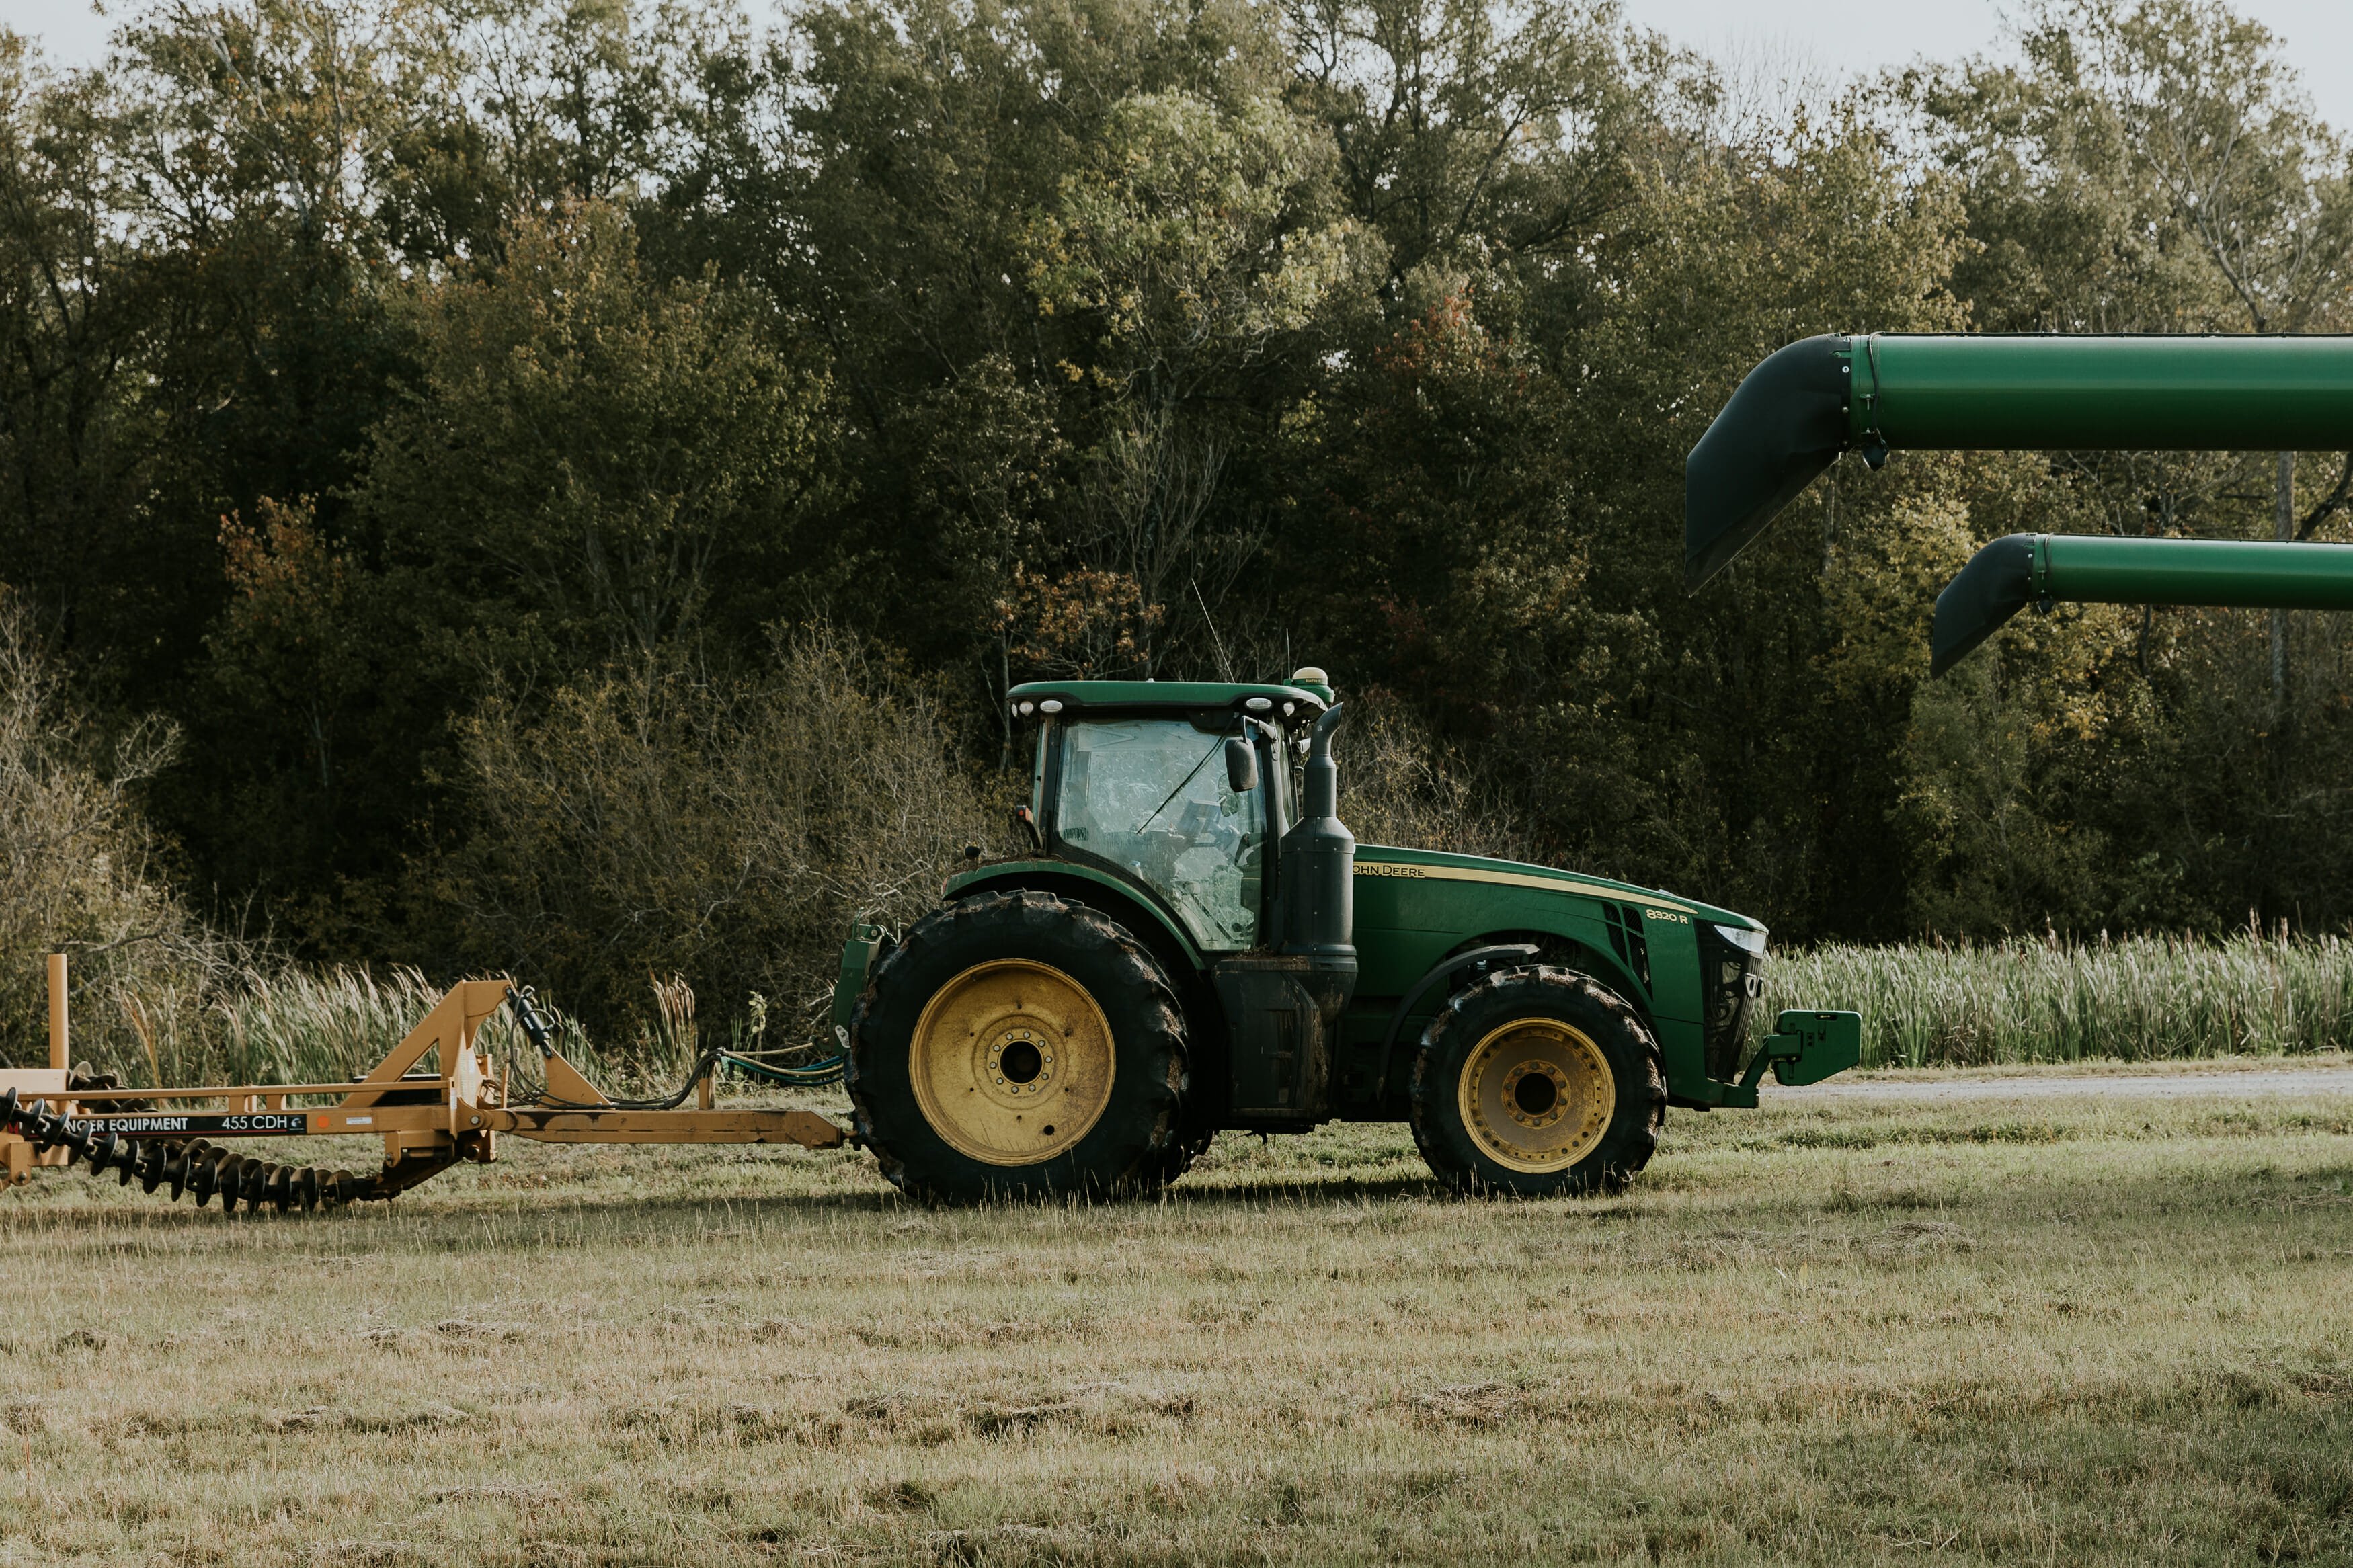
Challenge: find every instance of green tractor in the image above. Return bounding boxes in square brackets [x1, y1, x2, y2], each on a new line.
[833, 669, 1859, 1202]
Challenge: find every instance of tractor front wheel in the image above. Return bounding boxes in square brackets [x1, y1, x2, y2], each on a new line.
[848, 890, 1189, 1203]
[1408, 965, 1665, 1197]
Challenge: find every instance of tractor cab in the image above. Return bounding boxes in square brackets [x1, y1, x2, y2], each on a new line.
[971, 669, 1360, 1130]
[1006, 671, 1337, 954]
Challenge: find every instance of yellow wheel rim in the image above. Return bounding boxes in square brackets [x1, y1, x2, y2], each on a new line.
[1456, 1018, 1616, 1173]
[909, 959, 1116, 1167]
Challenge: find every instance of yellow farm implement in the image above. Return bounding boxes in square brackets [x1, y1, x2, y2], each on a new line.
[0, 956, 844, 1214]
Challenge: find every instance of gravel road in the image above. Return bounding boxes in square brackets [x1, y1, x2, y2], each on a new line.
[1786, 1065, 2353, 1102]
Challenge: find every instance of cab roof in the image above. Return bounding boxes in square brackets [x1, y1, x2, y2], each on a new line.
[1006, 679, 1330, 719]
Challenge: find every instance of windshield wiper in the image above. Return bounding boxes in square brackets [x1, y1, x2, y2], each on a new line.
[1135, 736, 1228, 834]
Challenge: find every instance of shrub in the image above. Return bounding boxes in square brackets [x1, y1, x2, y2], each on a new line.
[1335, 688, 1537, 862]
[444, 624, 998, 1051]
[0, 595, 204, 1073]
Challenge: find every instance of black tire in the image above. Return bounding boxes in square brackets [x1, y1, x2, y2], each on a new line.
[847, 890, 1189, 1203]
[1147, 1116, 1218, 1187]
[1408, 964, 1665, 1197]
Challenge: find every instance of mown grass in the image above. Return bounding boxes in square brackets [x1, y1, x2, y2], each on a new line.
[4, 1079, 2351, 1565]
[1759, 930, 2353, 1067]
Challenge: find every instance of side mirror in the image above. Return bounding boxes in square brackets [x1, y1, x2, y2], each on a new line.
[1224, 737, 1260, 794]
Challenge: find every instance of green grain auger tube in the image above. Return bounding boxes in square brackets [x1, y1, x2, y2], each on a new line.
[1684, 332, 2353, 667]
[834, 671, 1860, 1202]
[1933, 532, 2353, 673]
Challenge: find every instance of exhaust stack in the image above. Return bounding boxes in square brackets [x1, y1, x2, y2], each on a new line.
[1687, 334, 2353, 590]
[1281, 703, 1355, 963]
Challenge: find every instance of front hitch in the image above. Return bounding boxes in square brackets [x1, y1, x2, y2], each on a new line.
[1739, 1009, 1863, 1092]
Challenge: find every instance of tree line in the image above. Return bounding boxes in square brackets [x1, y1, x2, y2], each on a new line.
[3, 0, 2351, 1043]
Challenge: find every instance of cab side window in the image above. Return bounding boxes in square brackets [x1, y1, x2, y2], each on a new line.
[1056, 718, 1263, 950]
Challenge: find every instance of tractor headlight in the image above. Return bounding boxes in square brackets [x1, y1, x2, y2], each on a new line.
[1712, 923, 1767, 956]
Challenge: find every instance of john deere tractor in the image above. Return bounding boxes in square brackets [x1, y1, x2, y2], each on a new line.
[834, 669, 1858, 1202]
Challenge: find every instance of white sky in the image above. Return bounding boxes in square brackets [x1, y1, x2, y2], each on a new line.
[7, 0, 2353, 134]
[1619, 0, 2353, 133]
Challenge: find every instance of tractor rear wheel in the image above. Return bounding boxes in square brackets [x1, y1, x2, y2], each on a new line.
[1408, 964, 1665, 1197]
[848, 890, 1189, 1203]
[1148, 1115, 1218, 1186]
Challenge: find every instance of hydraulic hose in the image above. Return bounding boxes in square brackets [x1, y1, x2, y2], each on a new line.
[719, 1050, 846, 1088]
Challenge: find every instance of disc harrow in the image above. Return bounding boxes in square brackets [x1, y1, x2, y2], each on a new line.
[1, 1087, 381, 1214]
[1, 958, 846, 1214]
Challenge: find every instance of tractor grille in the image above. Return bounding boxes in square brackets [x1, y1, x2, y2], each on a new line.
[1696, 923, 1764, 1081]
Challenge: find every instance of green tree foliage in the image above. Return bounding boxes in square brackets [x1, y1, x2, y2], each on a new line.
[361, 203, 830, 676]
[1031, 86, 1380, 665]
[6, 0, 2353, 1038]
[1287, 0, 1646, 290]
[192, 201, 832, 956]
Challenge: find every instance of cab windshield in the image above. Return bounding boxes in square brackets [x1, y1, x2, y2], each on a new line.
[1054, 717, 1264, 950]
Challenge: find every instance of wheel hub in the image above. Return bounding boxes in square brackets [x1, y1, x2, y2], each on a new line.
[1501, 1059, 1568, 1128]
[1458, 1019, 1615, 1174]
[980, 1022, 1058, 1105]
[909, 960, 1115, 1166]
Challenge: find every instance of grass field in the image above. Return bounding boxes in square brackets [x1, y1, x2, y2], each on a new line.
[5, 1079, 2353, 1566]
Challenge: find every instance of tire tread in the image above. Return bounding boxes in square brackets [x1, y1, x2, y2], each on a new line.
[846, 890, 1188, 1203]
[1408, 964, 1666, 1196]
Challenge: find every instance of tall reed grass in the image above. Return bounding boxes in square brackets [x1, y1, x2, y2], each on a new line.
[1758, 930, 2353, 1068]
[130, 966, 697, 1094]
[80, 965, 520, 1091]
[71, 930, 2353, 1091]
[22, 950, 688, 1096]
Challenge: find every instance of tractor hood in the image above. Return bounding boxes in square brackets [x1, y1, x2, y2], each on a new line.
[1353, 845, 1763, 934]
[1687, 333, 2353, 590]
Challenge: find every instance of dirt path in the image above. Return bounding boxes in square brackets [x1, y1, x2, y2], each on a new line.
[1790, 1062, 2353, 1102]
